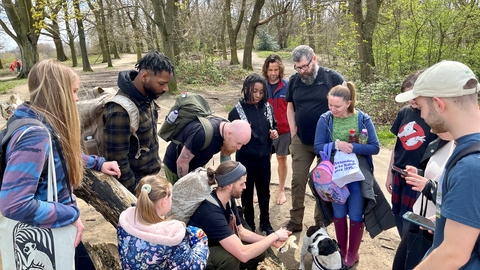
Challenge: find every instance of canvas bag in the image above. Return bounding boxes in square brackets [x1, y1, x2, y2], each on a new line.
[158, 92, 217, 151]
[77, 87, 143, 158]
[332, 151, 365, 188]
[0, 126, 77, 270]
[166, 168, 213, 224]
[310, 143, 350, 204]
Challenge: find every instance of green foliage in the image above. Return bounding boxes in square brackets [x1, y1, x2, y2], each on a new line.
[225, 105, 233, 113]
[256, 30, 279, 52]
[376, 125, 397, 149]
[176, 55, 248, 86]
[355, 76, 404, 127]
[0, 78, 28, 94]
[256, 51, 291, 61]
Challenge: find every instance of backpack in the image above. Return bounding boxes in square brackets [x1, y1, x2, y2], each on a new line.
[77, 87, 142, 158]
[310, 142, 350, 204]
[0, 117, 45, 187]
[158, 92, 216, 151]
[235, 101, 274, 130]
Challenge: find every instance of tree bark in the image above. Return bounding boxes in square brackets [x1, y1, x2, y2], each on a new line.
[63, 1, 78, 67]
[350, 0, 383, 82]
[151, 0, 179, 92]
[74, 0, 93, 72]
[242, 1, 290, 70]
[225, 0, 246, 65]
[0, 0, 41, 77]
[75, 170, 136, 228]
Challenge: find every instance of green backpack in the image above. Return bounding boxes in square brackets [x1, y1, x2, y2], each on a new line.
[158, 92, 216, 150]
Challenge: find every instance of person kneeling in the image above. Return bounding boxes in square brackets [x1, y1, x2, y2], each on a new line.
[188, 161, 291, 269]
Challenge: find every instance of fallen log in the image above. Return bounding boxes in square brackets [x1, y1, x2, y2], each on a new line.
[75, 169, 136, 228]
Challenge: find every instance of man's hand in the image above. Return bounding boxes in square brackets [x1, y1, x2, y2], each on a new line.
[101, 161, 121, 177]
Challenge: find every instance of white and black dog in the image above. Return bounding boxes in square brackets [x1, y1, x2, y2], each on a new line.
[299, 225, 347, 270]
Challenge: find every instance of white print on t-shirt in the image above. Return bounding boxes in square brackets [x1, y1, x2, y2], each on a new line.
[397, 121, 426, 150]
[436, 168, 446, 218]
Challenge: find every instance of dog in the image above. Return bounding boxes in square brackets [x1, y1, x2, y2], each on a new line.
[299, 225, 346, 270]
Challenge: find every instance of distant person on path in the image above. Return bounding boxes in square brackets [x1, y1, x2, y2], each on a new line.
[228, 73, 278, 235]
[395, 60, 480, 269]
[15, 58, 21, 73]
[386, 70, 437, 238]
[104, 51, 174, 192]
[285, 45, 345, 232]
[262, 54, 290, 205]
[188, 161, 290, 270]
[117, 175, 209, 269]
[163, 120, 251, 184]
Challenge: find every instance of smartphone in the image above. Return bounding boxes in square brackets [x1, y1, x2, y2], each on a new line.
[391, 165, 408, 176]
[403, 211, 436, 232]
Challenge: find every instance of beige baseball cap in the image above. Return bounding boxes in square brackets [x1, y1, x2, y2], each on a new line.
[395, 60, 480, 103]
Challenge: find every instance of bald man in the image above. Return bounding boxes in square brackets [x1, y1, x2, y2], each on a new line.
[163, 119, 251, 184]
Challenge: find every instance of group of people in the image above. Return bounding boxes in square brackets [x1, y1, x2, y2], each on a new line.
[0, 45, 479, 270]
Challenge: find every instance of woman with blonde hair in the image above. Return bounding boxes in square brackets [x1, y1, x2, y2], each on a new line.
[118, 175, 209, 269]
[0, 59, 120, 269]
[314, 82, 383, 267]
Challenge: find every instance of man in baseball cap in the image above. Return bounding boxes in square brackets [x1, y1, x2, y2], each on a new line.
[396, 60, 480, 269]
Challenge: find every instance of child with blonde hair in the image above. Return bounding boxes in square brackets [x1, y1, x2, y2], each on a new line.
[117, 175, 209, 269]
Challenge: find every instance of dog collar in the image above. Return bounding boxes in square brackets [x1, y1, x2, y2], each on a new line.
[313, 257, 347, 270]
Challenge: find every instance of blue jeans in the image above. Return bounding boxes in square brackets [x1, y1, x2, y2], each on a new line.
[332, 181, 364, 222]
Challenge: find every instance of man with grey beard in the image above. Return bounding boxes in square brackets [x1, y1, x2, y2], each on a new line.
[285, 45, 345, 232]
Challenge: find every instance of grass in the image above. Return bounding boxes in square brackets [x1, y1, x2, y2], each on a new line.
[0, 78, 28, 94]
[256, 51, 291, 60]
[376, 125, 396, 149]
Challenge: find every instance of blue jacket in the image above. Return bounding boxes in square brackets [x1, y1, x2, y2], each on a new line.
[314, 109, 380, 171]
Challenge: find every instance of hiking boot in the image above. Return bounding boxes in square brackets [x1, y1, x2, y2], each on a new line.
[260, 223, 275, 235]
[285, 221, 303, 233]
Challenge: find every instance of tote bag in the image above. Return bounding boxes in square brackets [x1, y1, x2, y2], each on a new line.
[0, 126, 76, 270]
[332, 151, 365, 188]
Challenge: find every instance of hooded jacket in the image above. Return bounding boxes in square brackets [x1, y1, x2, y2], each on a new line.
[228, 98, 277, 158]
[117, 207, 209, 269]
[104, 70, 161, 191]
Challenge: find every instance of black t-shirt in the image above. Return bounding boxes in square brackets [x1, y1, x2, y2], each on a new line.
[188, 192, 241, 247]
[286, 67, 344, 145]
[163, 117, 224, 173]
[390, 106, 437, 168]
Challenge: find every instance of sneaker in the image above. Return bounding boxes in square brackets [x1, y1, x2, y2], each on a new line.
[260, 223, 275, 235]
[285, 221, 303, 233]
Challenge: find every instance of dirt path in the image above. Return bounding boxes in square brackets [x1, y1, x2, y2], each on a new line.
[0, 52, 399, 270]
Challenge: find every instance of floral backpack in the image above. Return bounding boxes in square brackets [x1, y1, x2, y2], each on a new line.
[310, 143, 350, 204]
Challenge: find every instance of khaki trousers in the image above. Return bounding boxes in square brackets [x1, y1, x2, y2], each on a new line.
[289, 135, 321, 225]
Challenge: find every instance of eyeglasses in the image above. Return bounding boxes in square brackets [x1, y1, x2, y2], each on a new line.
[294, 58, 312, 72]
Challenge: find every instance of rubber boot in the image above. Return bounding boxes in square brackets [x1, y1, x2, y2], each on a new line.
[345, 220, 364, 267]
[333, 217, 348, 261]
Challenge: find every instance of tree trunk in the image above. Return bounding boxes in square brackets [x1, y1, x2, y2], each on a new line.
[225, 0, 246, 65]
[0, 59, 3, 69]
[51, 20, 68, 62]
[74, 0, 93, 72]
[243, 0, 290, 69]
[151, 0, 178, 93]
[0, 0, 41, 77]
[350, 0, 383, 82]
[64, 1, 78, 67]
[105, 0, 121, 60]
[98, 0, 112, 67]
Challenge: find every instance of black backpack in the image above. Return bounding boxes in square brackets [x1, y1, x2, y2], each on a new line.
[0, 117, 45, 187]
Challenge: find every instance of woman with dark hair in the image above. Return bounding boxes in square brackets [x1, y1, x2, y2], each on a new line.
[228, 73, 279, 235]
